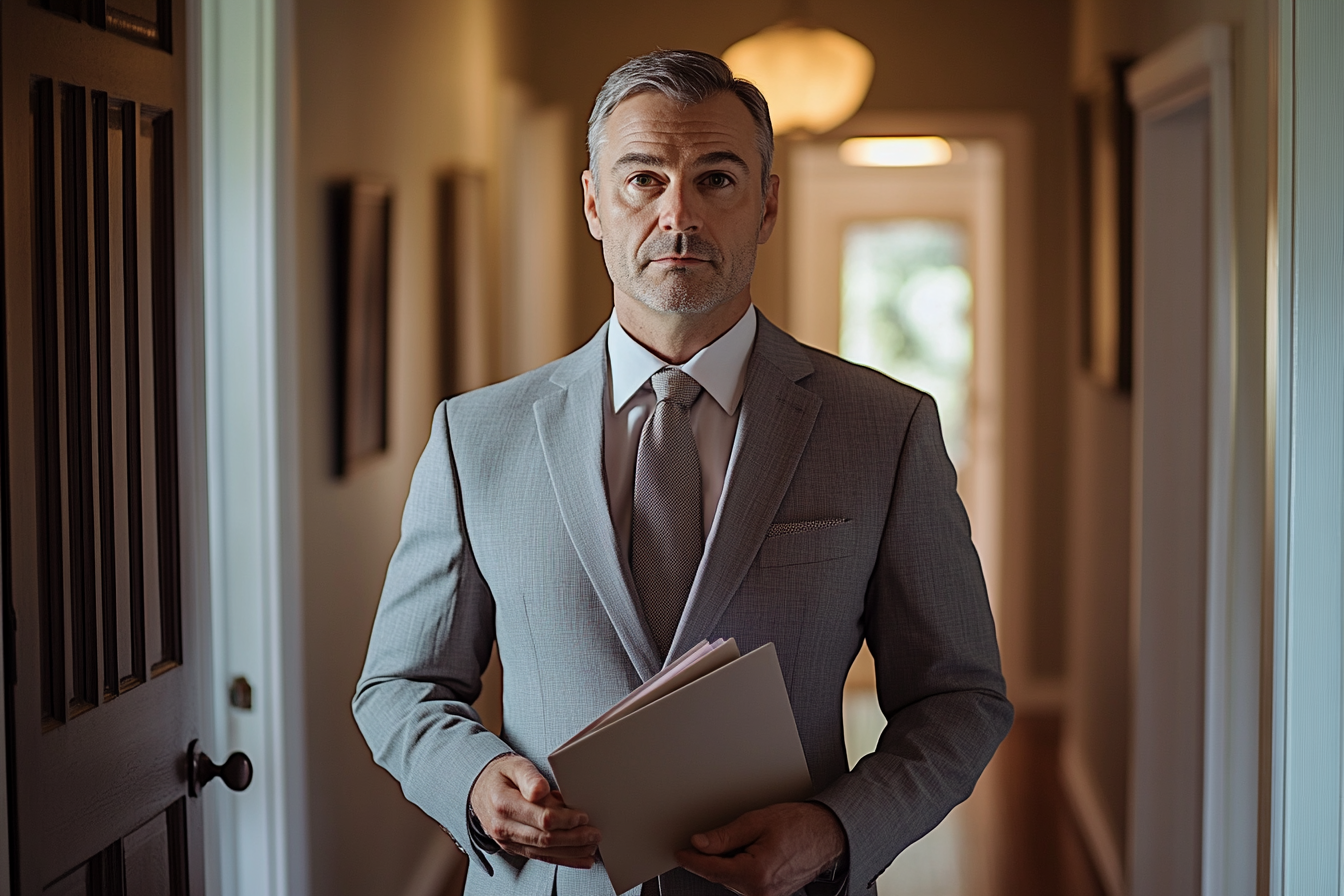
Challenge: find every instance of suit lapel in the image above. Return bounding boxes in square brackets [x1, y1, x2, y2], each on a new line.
[534, 325, 662, 681]
[668, 317, 821, 661]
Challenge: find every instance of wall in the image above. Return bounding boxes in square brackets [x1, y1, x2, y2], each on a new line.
[291, 0, 513, 893]
[518, 0, 1076, 694]
[1065, 0, 1269, 882]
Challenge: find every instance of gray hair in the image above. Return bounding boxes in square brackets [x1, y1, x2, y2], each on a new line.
[587, 49, 775, 197]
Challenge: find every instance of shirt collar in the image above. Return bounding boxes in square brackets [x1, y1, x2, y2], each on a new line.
[607, 305, 757, 416]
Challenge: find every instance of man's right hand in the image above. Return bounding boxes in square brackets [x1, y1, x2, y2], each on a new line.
[469, 754, 602, 869]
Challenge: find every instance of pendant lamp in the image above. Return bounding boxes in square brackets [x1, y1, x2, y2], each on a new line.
[723, 21, 874, 135]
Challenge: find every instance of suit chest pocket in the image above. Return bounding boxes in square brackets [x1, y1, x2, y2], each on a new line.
[756, 520, 856, 568]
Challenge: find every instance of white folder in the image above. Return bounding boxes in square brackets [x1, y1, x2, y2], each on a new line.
[548, 642, 813, 895]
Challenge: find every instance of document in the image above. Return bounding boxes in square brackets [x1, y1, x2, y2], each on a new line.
[549, 642, 813, 895]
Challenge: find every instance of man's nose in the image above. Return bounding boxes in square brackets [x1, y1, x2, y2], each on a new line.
[657, 179, 702, 233]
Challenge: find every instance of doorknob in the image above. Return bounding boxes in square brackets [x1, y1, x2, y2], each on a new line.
[187, 739, 253, 797]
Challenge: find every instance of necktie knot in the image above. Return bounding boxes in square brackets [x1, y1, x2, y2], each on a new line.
[650, 367, 703, 409]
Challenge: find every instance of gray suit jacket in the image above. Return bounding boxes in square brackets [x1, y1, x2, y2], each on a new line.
[353, 315, 1012, 896]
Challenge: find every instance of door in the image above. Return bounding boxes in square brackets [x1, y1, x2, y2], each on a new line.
[1, 1, 218, 893]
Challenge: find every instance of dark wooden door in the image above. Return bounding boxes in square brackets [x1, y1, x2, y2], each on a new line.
[1, 1, 208, 893]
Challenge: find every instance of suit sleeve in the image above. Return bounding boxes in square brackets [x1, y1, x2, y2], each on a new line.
[352, 401, 514, 873]
[810, 393, 1014, 892]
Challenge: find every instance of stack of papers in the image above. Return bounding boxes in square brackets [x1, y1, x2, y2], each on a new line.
[549, 640, 813, 895]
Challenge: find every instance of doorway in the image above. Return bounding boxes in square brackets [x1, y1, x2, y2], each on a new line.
[787, 129, 1007, 896]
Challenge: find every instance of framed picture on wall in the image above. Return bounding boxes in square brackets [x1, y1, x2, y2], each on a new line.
[1077, 58, 1136, 392]
[330, 178, 392, 476]
[436, 169, 488, 400]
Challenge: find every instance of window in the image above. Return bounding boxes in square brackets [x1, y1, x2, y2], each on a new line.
[839, 219, 973, 468]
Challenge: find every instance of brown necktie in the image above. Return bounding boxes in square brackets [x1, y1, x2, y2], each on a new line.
[631, 367, 704, 660]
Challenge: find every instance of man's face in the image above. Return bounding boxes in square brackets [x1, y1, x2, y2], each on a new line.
[582, 91, 779, 316]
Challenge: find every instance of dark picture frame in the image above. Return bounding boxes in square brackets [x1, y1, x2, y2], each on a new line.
[1077, 58, 1136, 392]
[329, 179, 392, 476]
[435, 169, 487, 401]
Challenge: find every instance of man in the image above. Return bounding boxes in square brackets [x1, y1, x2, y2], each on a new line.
[353, 50, 1012, 896]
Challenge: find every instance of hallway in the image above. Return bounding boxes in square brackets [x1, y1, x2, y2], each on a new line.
[57, 0, 1284, 892]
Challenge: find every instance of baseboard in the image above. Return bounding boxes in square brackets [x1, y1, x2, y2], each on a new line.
[1060, 738, 1126, 896]
[401, 830, 469, 896]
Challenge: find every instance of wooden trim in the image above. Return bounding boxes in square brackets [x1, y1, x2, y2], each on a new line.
[148, 109, 181, 667]
[1125, 22, 1245, 896]
[1060, 737, 1126, 896]
[87, 839, 124, 894]
[60, 82, 100, 711]
[1127, 26, 1230, 113]
[92, 90, 120, 702]
[167, 797, 189, 895]
[31, 77, 67, 727]
[121, 99, 147, 685]
[0, 31, 18, 896]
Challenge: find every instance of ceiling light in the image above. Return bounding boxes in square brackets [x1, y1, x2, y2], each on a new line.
[839, 136, 955, 167]
[723, 23, 875, 135]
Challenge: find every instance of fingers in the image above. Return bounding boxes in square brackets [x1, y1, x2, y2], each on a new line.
[475, 756, 590, 830]
[502, 844, 596, 869]
[676, 849, 756, 886]
[497, 792, 590, 835]
[499, 755, 552, 803]
[484, 815, 602, 851]
[691, 811, 765, 855]
[470, 755, 602, 862]
[499, 832, 598, 868]
[489, 775, 600, 868]
[678, 803, 848, 896]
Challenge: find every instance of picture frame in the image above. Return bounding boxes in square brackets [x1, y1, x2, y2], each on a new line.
[1077, 58, 1136, 392]
[329, 178, 392, 476]
[435, 170, 488, 400]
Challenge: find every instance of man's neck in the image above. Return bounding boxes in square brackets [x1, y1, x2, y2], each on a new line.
[612, 290, 753, 365]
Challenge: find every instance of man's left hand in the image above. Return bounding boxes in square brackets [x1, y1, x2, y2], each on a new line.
[675, 802, 847, 896]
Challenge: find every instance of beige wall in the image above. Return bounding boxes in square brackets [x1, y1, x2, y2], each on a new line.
[291, 0, 512, 893]
[519, 0, 1076, 688]
[1065, 0, 1269, 861]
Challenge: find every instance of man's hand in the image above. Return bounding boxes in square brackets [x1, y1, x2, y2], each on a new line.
[675, 802, 846, 896]
[469, 754, 602, 869]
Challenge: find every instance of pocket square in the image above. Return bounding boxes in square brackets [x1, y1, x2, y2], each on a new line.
[765, 518, 850, 538]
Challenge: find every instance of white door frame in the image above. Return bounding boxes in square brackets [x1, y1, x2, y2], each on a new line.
[1266, 0, 1344, 891]
[197, 0, 307, 894]
[1125, 23, 1249, 896]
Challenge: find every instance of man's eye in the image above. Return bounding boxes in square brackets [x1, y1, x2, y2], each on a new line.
[705, 173, 733, 188]
[631, 174, 657, 187]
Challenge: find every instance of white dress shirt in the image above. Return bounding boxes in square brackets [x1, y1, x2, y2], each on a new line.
[604, 305, 758, 562]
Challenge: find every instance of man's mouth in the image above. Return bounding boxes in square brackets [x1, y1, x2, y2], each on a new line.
[648, 256, 709, 266]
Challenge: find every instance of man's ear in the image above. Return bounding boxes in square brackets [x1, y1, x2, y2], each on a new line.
[757, 173, 781, 245]
[581, 170, 603, 240]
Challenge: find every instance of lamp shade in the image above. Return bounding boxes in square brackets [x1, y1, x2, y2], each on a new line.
[723, 24, 874, 135]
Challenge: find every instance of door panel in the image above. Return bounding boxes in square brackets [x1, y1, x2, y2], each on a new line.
[3, 1, 204, 893]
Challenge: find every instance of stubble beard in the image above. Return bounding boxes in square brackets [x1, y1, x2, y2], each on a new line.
[608, 231, 757, 316]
